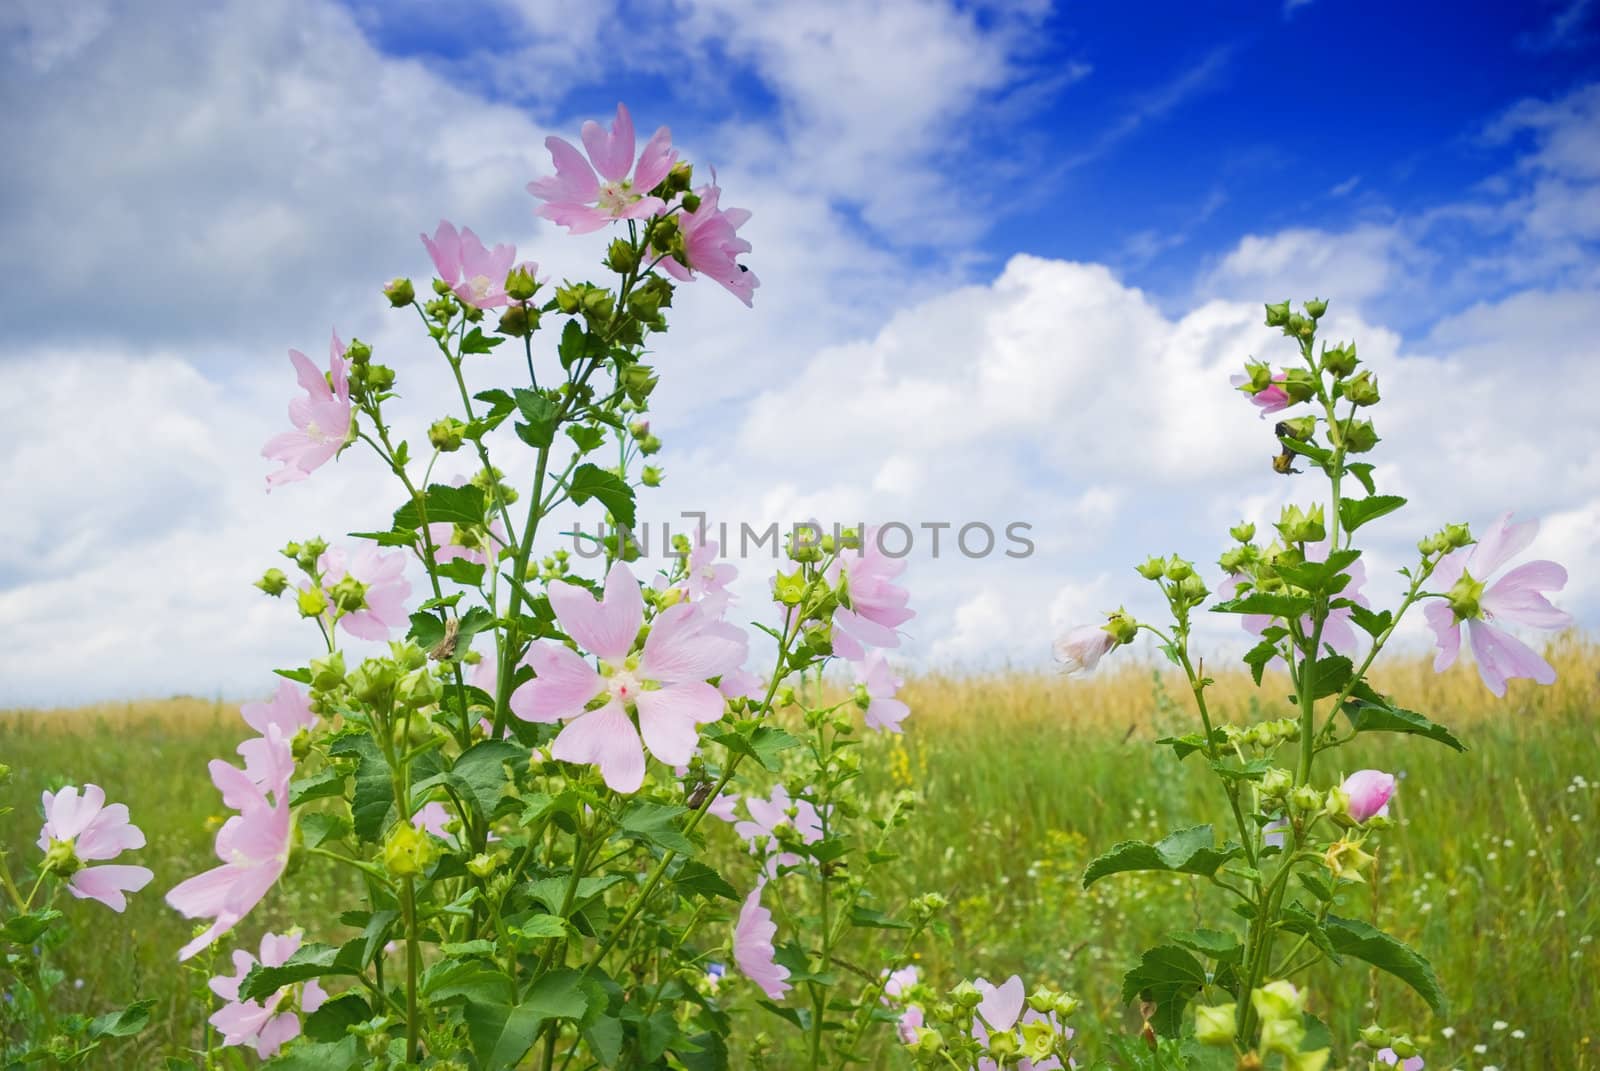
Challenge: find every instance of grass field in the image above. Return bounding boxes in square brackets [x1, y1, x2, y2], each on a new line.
[3, 637, 1596, 1068]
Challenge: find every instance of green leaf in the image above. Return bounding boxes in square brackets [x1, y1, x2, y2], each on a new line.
[264, 1037, 359, 1070]
[1306, 655, 1353, 699]
[302, 993, 370, 1042]
[671, 859, 739, 901]
[1083, 825, 1239, 887]
[1276, 549, 1362, 593]
[1339, 494, 1407, 534]
[289, 768, 347, 807]
[346, 528, 419, 548]
[1208, 757, 1273, 782]
[414, 740, 521, 822]
[567, 463, 636, 529]
[848, 906, 912, 930]
[526, 874, 625, 916]
[507, 914, 570, 944]
[704, 724, 800, 770]
[1169, 928, 1243, 962]
[329, 731, 393, 842]
[1211, 592, 1314, 618]
[1325, 915, 1447, 1013]
[1347, 461, 1377, 495]
[300, 812, 352, 850]
[566, 425, 606, 454]
[461, 327, 505, 354]
[1242, 638, 1279, 686]
[0, 909, 62, 945]
[239, 943, 360, 1002]
[619, 801, 695, 854]
[424, 960, 516, 1005]
[393, 482, 486, 531]
[1154, 729, 1226, 760]
[87, 999, 155, 1039]
[466, 970, 593, 1070]
[437, 559, 487, 586]
[1343, 700, 1466, 753]
[513, 388, 560, 449]
[1345, 603, 1392, 639]
[1120, 945, 1208, 1037]
[557, 320, 587, 370]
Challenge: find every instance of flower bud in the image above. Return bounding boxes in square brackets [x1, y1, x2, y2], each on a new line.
[1281, 368, 1318, 403]
[428, 418, 467, 453]
[1052, 993, 1079, 1018]
[1260, 767, 1293, 801]
[620, 364, 658, 405]
[1176, 574, 1210, 602]
[1283, 1048, 1330, 1071]
[1388, 1035, 1418, 1058]
[467, 852, 500, 879]
[329, 575, 368, 614]
[986, 1031, 1020, 1059]
[382, 822, 439, 877]
[1275, 504, 1326, 545]
[397, 667, 444, 708]
[1264, 301, 1291, 327]
[506, 264, 539, 302]
[365, 363, 397, 391]
[1286, 313, 1311, 338]
[1218, 547, 1251, 574]
[951, 981, 982, 1009]
[345, 338, 373, 367]
[1231, 522, 1256, 543]
[384, 278, 415, 307]
[1344, 369, 1380, 406]
[1359, 1024, 1391, 1048]
[639, 434, 662, 455]
[0, 763, 11, 786]
[1442, 522, 1473, 549]
[1250, 980, 1306, 1027]
[1277, 416, 1317, 442]
[1164, 558, 1193, 582]
[310, 651, 346, 691]
[604, 238, 639, 275]
[350, 658, 398, 705]
[1331, 418, 1378, 453]
[497, 303, 535, 337]
[1304, 297, 1328, 319]
[1290, 785, 1323, 813]
[1322, 341, 1358, 378]
[256, 568, 289, 597]
[1194, 1003, 1236, 1045]
[1338, 769, 1396, 823]
[296, 587, 328, 618]
[1135, 556, 1168, 580]
[641, 465, 664, 488]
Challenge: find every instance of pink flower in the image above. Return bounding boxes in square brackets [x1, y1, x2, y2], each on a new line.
[733, 883, 791, 1000]
[658, 185, 759, 306]
[1229, 371, 1290, 417]
[420, 221, 530, 310]
[1052, 624, 1116, 676]
[263, 332, 352, 490]
[427, 517, 508, 567]
[240, 679, 316, 739]
[412, 801, 454, 841]
[528, 103, 677, 234]
[166, 731, 293, 960]
[883, 964, 918, 1003]
[973, 975, 1066, 1071]
[510, 561, 747, 793]
[1341, 769, 1396, 822]
[897, 1004, 924, 1044]
[734, 784, 824, 870]
[704, 793, 741, 824]
[717, 665, 764, 701]
[1424, 512, 1572, 697]
[1377, 1049, 1423, 1071]
[317, 545, 413, 641]
[209, 931, 328, 1059]
[1226, 539, 1371, 661]
[855, 650, 910, 733]
[36, 785, 153, 912]
[678, 535, 738, 617]
[827, 527, 915, 661]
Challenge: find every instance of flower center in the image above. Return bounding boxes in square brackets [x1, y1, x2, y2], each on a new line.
[467, 274, 495, 301]
[609, 668, 643, 704]
[597, 180, 637, 215]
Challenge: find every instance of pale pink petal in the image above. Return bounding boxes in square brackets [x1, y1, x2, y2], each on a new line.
[1483, 560, 1573, 629]
[635, 683, 723, 766]
[976, 975, 1025, 1031]
[638, 604, 748, 682]
[550, 700, 646, 793]
[421, 220, 462, 283]
[1468, 511, 1539, 579]
[733, 884, 791, 1000]
[1423, 600, 1462, 672]
[510, 642, 602, 723]
[1467, 618, 1556, 697]
[528, 137, 600, 204]
[548, 562, 643, 661]
[582, 104, 636, 183]
[253, 1012, 302, 1058]
[67, 864, 153, 912]
[75, 804, 144, 860]
[633, 125, 677, 190]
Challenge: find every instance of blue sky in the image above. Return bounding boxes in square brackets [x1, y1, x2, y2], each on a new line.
[2, 0, 1597, 705]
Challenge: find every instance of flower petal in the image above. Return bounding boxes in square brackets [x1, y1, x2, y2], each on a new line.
[550, 700, 646, 793]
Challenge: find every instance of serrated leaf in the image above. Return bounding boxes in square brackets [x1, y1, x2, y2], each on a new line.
[1155, 729, 1226, 760]
[1083, 825, 1240, 887]
[704, 724, 800, 771]
[848, 906, 912, 930]
[87, 999, 155, 1039]
[303, 993, 370, 1042]
[288, 768, 346, 807]
[1, 909, 61, 945]
[1343, 700, 1467, 752]
[1120, 945, 1207, 1037]
[513, 388, 560, 448]
[424, 960, 516, 1005]
[1339, 494, 1407, 534]
[1306, 655, 1353, 699]
[414, 740, 521, 822]
[1243, 637, 1279, 686]
[437, 560, 487, 586]
[567, 464, 636, 529]
[1346, 603, 1392, 639]
[300, 812, 352, 850]
[264, 1037, 359, 1070]
[393, 483, 486, 532]
[619, 801, 695, 854]
[466, 970, 592, 1070]
[329, 732, 393, 842]
[566, 424, 606, 454]
[1326, 915, 1447, 1013]
[1169, 928, 1243, 962]
[1347, 461, 1376, 495]
[672, 859, 739, 901]
[347, 528, 420, 548]
[1212, 592, 1315, 618]
[240, 943, 360, 1002]
[461, 327, 504, 355]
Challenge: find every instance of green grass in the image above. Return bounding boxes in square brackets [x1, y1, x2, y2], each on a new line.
[3, 645, 1597, 1069]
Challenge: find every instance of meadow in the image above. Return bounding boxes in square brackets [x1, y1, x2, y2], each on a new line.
[3, 637, 1596, 1069]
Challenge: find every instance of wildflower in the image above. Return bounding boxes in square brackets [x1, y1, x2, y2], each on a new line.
[828, 526, 915, 660]
[1052, 624, 1116, 675]
[1424, 512, 1571, 696]
[658, 185, 760, 306]
[972, 975, 1065, 1071]
[883, 964, 919, 1002]
[209, 932, 328, 1058]
[420, 220, 530, 310]
[528, 103, 677, 234]
[263, 332, 353, 489]
[1376, 1048, 1424, 1070]
[317, 545, 413, 641]
[1229, 371, 1290, 417]
[36, 785, 153, 912]
[678, 534, 738, 617]
[704, 962, 725, 994]
[717, 665, 764, 701]
[166, 731, 293, 960]
[734, 784, 824, 870]
[1338, 769, 1396, 823]
[733, 883, 791, 1000]
[897, 1004, 925, 1045]
[412, 801, 454, 841]
[1227, 539, 1370, 658]
[510, 562, 747, 793]
[855, 650, 910, 733]
[240, 679, 317, 740]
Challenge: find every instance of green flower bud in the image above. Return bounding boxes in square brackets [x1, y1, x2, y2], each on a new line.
[1177, 574, 1210, 602]
[1264, 301, 1291, 327]
[350, 658, 398, 705]
[384, 278, 415, 308]
[0, 763, 11, 785]
[467, 853, 500, 879]
[310, 651, 345, 691]
[1136, 556, 1168, 580]
[1026, 986, 1058, 1013]
[1331, 418, 1378, 453]
[986, 1030, 1020, 1059]
[1344, 369, 1380, 406]
[1290, 785, 1323, 813]
[1243, 358, 1275, 393]
[1277, 416, 1317, 442]
[382, 821, 438, 877]
[1304, 297, 1328, 319]
[1052, 993, 1079, 1018]
[639, 434, 662, 456]
[1275, 503, 1326, 545]
[256, 568, 289, 596]
[505, 264, 539, 302]
[497, 303, 535, 338]
[1164, 558, 1193, 582]
[1283, 1048, 1329, 1071]
[1231, 522, 1256, 543]
[649, 215, 681, 255]
[397, 667, 443, 708]
[296, 587, 328, 618]
[428, 418, 467, 453]
[1286, 313, 1312, 338]
[1282, 368, 1318, 403]
[1359, 1024, 1391, 1048]
[1443, 522, 1473, 549]
[365, 363, 397, 391]
[604, 238, 639, 275]
[1250, 980, 1307, 1027]
[1194, 1003, 1236, 1046]
[1389, 1035, 1417, 1059]
[951, 980, 982, 1009]
[620, 364, 658, 405]
[345, 338, 373, 366]
[1322, 341, 1358, 378]
[1260, 767, 1293, 800]
[329, 575, 368, 614]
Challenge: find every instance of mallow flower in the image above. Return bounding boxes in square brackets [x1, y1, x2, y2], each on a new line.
[1339, 769, 1396, 823]
[420, 221, 531, 310]
[209, 931, 327, 1058]
[528, 103, 677, 234]
[427, 517, 507, 567]
[1053, 624, 1116, 676]
[36, 785, 153, 912]
[1229, 371, 1290, 417]
[733, 882, 791, 1000]
[263, 332, 352, 490]
[1424, 512, 1572, 697]
[1224, 539, 1370, 660]
[677, 534, 738, 617]
[855, 650, 910, 733]
[167, 730, 293, 960]
[658, 184, 759, 306]
[972, 975, 1065, 1071]
[734, 784, 824, 870]
[318, 545, 413, 641]
[510, 561, 747, 793]
[827, 527, 915, 660]
[1376, 1049, 1424, 1070]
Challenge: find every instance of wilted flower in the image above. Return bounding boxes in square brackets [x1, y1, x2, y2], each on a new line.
[263, 332, 352, 490]
[36, 785, 153, 912]
[733, 882, 791, 1000]
[528, 103, 677, 234]
[1425, 511, 1571, 696]
[208, 931, 328, 1058]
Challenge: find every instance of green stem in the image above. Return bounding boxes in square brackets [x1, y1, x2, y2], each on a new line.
[402, 876, 421, 1064]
